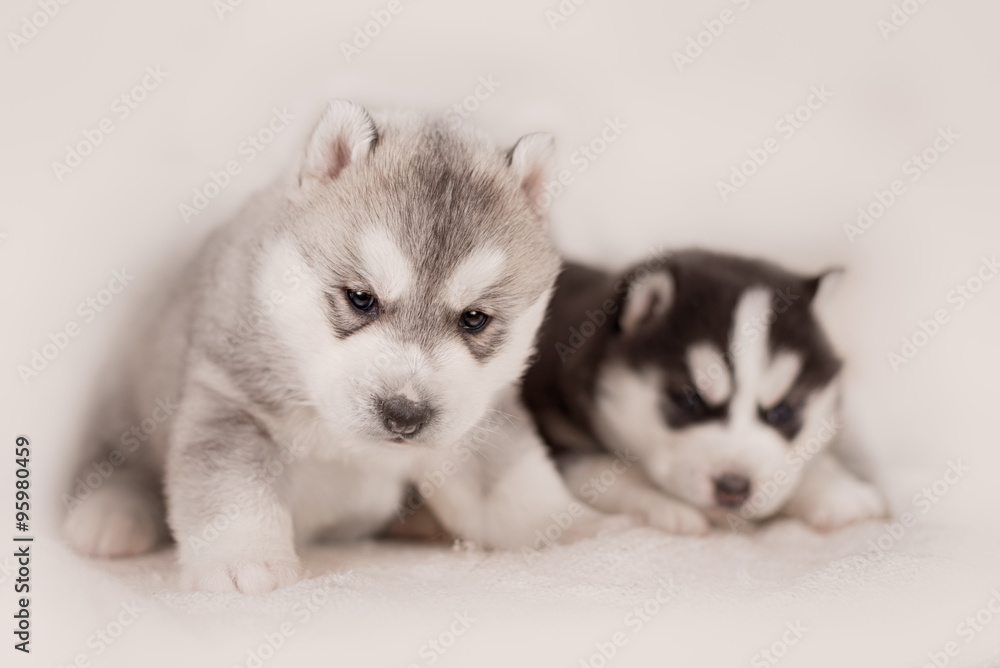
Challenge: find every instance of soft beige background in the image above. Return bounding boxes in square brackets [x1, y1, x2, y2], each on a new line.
[2, 0, 999, 666]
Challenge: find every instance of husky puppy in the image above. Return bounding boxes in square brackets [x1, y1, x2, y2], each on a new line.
[523, 250, 887, 534]
[63, 101, 613, 592]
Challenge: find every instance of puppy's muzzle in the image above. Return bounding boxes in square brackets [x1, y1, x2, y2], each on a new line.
[713, 473, 751, 508]
[378, 395, 432, 439]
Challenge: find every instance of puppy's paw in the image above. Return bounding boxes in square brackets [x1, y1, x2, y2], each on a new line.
[181, 555, 302, 594]
[798, 481, 887, 532]
[64, 487, 163, 558]
[643, 502, 711, 536]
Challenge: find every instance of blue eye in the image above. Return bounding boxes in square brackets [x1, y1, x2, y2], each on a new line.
[346, 289, 376, 312]
[764, 401, 796, 426]
[460, 310, 489, 331]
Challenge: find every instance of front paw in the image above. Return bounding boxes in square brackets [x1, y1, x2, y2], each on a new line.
[643, 502, 711, 536]
[796, 481, 887, 532]
[181, 555, 302, 594]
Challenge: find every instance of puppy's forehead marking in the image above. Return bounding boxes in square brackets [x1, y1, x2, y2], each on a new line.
[687, 342, 732, 406]
[444, 247, 507, 308]
[358, 227, 413, 300]
[728, 287, 773, 426]
[759, 350, 802, 407]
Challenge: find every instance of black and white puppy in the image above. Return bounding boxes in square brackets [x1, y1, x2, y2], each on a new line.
[523, 250, 887, 534]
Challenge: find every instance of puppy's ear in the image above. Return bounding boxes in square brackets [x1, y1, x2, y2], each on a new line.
[299, 100, 378, 186]
[620, 270, 674, 334]
[508, 133, 554, 208]
[802, 268, 842, 312]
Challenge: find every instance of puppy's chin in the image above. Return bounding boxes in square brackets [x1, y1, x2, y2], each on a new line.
[703, 502, 774, 524]
[339, 420, 464, 454]
[370, 436, 433, 452]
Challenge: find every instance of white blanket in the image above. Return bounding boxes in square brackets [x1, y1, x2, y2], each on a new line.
[34, 515, 1000, 667]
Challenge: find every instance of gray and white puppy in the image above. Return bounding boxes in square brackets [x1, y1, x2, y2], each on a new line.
[64, 101, 613, 592]
[523, 250, 887, 534]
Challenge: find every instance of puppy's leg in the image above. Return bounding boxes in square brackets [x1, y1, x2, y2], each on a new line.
[421, 400, 631, 550]
[782, 452, 887, 531]
[167, 386, 300, 594]
[563, 454, 710, 535]
[63, 463, 168, 558]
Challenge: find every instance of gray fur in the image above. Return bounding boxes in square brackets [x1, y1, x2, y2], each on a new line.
[63, 101, 611, 592]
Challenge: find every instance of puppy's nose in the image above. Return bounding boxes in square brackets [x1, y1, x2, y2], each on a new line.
[379, 395, 430, 438]
[714, 474, 751, 508]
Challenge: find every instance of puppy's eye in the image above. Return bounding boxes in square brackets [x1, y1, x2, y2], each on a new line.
[763, 400, 797, 426]
[670, 387, 706, 418]
[460, 310, 489, 331]
[346, 289, 377, 312]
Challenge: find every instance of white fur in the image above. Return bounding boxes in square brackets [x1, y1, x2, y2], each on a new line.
[562, 454, 709, 535]
[287, 452, 417, 543]
[783, 452, 886, 530]
[592, 365, 666, 479]
[759, 350, 802, 408]
[357, 227, 414, 301]
[421, 388, 630, 549]
[728, 288, 772, 428]
[444, 247, 507, 309]
[687, 342, 731, 406]
[64, 485, 163, 558]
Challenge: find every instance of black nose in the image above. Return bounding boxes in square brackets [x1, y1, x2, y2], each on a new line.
[379, 395, 430, 438]
[714, 474, 751, 508]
